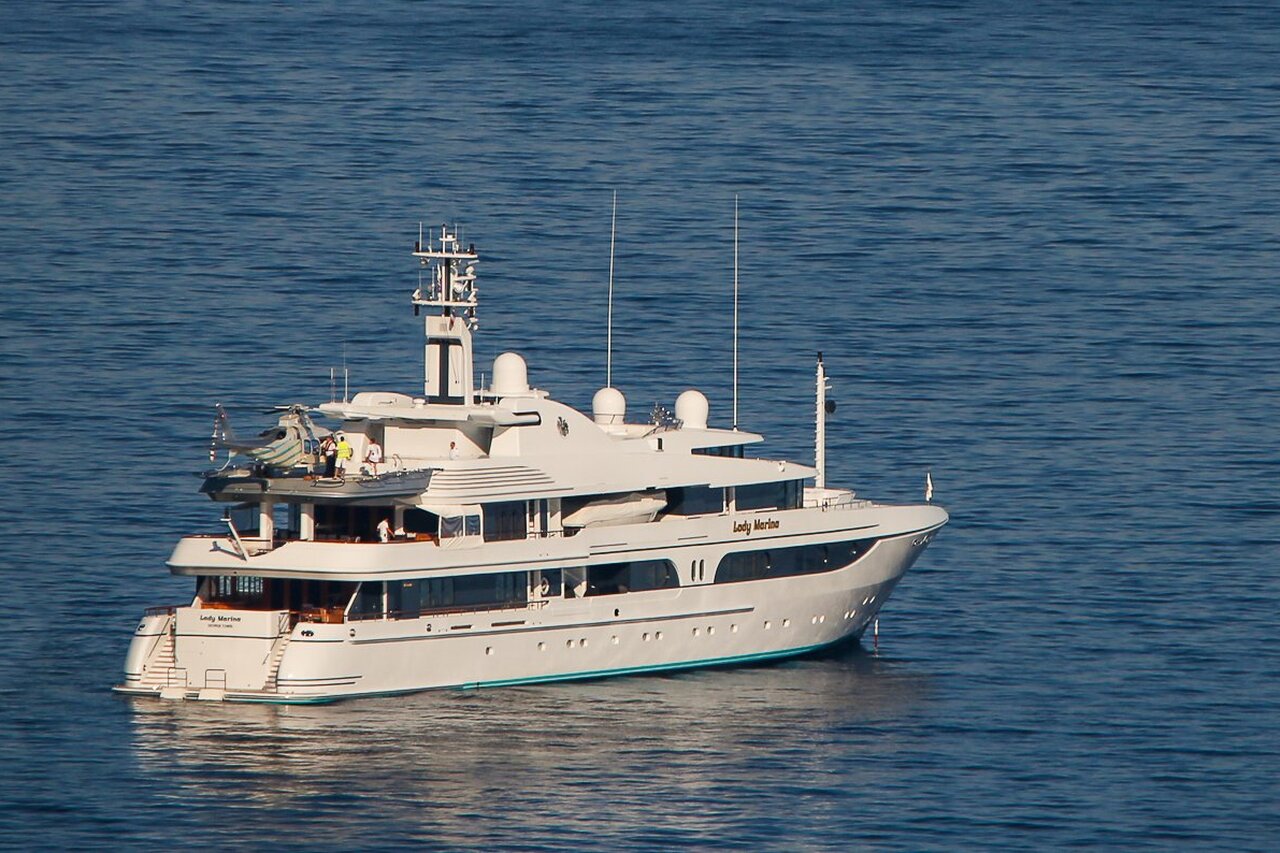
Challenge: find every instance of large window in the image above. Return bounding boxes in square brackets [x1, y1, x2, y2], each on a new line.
[352, 582, 383, 618]
[734, 480, 803, 512]
[201, 577, 356, 613]
[383, 570, 529, 618]
[403, 508, 439, 535]
[714, 539, 875, 584]
[315, 505, 389, 542]
[665, 486, 724, 516]
[586, 559, 680, 596]
[483, 501, 527, 542]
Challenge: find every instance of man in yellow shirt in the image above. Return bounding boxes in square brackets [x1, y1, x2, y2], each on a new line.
[336, 433, 353, 476]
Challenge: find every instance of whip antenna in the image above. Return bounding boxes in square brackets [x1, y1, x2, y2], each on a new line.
[607, 190, 617, 388]
[733, 194, 739, 429]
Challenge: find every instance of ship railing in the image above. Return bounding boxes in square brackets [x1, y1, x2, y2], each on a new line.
[803, 491, 870, 511]
[144, 604, 183, 617]
[349, 600, 536, 623]
[297, 606, 345, 625]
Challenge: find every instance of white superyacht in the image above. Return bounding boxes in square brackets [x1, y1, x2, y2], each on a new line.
[117, 225, 948, 703]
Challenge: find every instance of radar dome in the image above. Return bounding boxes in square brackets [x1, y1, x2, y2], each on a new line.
[491, 352, 529, 396]
[675, 389, 709, 430]
[592, 386, 626, 425]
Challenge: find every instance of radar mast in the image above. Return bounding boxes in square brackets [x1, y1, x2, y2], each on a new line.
[412, 225, 479, 405]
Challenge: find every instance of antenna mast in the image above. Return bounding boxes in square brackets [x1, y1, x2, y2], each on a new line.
[816, 352, 831, 489]
[607, 190, 617, 388]
[733, 194, 739, 429]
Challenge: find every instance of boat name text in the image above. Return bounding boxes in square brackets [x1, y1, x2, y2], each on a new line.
[733, 518, 780, 536]
[199, 614, 243, 625]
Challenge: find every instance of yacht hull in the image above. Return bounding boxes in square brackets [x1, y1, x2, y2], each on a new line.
[116, 522, 941, 704]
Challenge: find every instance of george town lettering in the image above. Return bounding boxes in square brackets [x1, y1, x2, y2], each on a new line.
[732, 518, 780, 536]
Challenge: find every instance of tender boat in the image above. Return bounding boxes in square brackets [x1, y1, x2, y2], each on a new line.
[116, 224, 948, 703]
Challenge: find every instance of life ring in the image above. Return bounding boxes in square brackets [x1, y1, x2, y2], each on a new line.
[539, 577, 550, 596]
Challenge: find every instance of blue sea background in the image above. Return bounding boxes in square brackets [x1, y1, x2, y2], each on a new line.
[1, 1, 1277, 848]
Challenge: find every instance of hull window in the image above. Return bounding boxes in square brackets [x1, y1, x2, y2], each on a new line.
[715, 539, 875, 584]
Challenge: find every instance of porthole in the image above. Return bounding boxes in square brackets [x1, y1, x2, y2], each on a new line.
[783, 619, 790, 628]
[611, 635, 619, 645]
[538, 641, 546, 651]
[764, 621, 771, 630]
[580, 638, 588, 647]
[643, 632, 650, 641]
[811, 616, 818, 625]
[819, 615, 825, 624]
[693, 627, 700, 637]
[731, 624, 738, 634]
[485, 647, 493, 656]
[566, 639, 575, 649]
[708, 626, 715, 636]
[655, 631, 663, 640]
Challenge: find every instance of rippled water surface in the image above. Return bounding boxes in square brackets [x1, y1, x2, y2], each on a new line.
[2, 1, 1278, 849]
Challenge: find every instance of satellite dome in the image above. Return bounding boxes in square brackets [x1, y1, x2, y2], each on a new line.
[675, 389, 709, 430]
[592, 386, 626, 425]
[491, 352, 529, 396]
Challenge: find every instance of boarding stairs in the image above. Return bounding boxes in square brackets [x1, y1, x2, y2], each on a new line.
[137, 620, 179, 690]
[263, 631, 292, 692]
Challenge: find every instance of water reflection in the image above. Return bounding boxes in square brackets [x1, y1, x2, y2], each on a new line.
[127, 646, 931, 847]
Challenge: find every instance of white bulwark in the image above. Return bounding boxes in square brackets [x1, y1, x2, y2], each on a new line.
[117, 224, 948, 703]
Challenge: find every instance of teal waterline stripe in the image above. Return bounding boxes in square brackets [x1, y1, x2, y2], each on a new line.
[225, 639, 843, 704]
[469, 642, 832, 690]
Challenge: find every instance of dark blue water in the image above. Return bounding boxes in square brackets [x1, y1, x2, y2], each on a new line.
[3, 1, 1278, 848]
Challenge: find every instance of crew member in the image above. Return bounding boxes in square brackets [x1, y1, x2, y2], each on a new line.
[320, 433, 337, 478]
[336, 433, 352, 475]
[364, 438, 384, 475]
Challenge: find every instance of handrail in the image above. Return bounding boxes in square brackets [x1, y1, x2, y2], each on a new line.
[348, 599, 532, 622]
[223, 517, 249, 560]
[144, 605, 182, 617]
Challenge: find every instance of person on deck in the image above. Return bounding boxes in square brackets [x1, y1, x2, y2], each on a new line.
[336, 433, 352, 476]
[377, 517, 392, 543]
[364, 438, 384, 475]
[320, 434, 337, 478]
